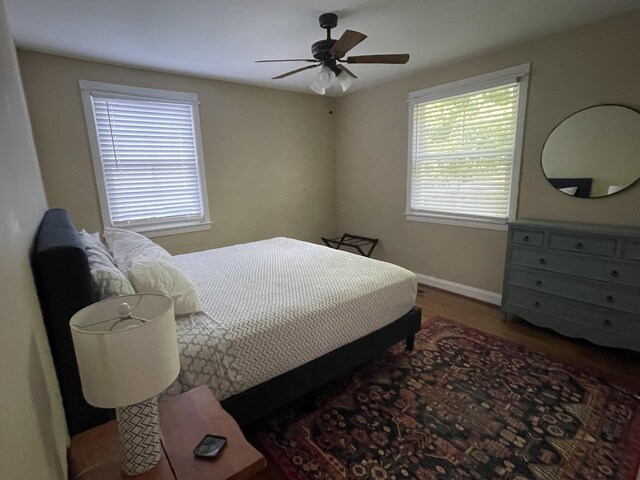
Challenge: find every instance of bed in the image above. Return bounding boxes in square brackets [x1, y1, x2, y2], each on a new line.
[31, 209, 421, 435]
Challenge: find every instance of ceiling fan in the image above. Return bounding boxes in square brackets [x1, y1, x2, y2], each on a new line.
[256, 13, 410, 94]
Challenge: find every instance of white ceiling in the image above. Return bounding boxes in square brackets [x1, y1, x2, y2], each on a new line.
[5, 0, 640, 96]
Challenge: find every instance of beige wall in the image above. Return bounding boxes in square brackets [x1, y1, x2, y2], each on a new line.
[335, 10, 640, 294]
[18, 52, 338, 254]
[0, 1, 67, 478]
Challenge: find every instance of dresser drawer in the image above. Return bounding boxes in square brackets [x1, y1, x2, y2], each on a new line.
[548, 232, 616, 257]
[512, 228, 544, 247]
[621, 241, 640, 262]
[508, 268, 640, 315]
[510, 246, 640, 288]
[504, 221, 640, 352]
[504, 288, 640, 337]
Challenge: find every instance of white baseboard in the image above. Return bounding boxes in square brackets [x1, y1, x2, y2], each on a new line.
[416, 273, 502, 306]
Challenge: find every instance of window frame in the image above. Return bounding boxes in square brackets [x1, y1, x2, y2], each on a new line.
[405, 64, 530, 231]
[79, 80, 211, 237]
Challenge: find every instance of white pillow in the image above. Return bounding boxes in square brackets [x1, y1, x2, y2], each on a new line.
[559, 186, 578, 196]
[103, 228, 202, 315]
[103, 228, 171, 272]
[78, 230, 116, 267]
[92, 267, 137, 300]
[78, 230, 136, 300]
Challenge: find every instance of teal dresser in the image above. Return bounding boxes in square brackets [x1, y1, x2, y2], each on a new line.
[502, 220, 640, 352]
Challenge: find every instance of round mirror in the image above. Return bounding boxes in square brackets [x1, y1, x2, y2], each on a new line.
[541, 105, 640, 198]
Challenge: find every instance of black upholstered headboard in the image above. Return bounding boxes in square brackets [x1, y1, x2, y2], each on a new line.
[31, 208, 114, 436]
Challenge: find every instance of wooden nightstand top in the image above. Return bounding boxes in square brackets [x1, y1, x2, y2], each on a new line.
[68, 386, 266, 479]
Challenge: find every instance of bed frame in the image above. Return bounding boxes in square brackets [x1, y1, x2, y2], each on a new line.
[31, 209, 421, 435]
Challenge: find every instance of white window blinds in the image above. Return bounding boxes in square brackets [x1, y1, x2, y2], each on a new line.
[408, 74, 525, 224]
[81, 81, 209, 234]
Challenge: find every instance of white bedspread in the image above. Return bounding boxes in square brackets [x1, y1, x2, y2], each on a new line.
[166, 237, 417, 400]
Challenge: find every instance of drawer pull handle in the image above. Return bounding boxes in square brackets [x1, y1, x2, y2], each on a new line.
[611, 270, 619, 278]
[539, 258, 546, 265]
[575, 242, 584, 250]
[523, 235, 530, 242]
[535, 280, 543, 287]
[603, 319, 612, 327]
[606, 295, 614, 303]
[534, 301, 541, 308]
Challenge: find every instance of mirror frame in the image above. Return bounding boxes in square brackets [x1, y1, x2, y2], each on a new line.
[541, 103, 640, 199]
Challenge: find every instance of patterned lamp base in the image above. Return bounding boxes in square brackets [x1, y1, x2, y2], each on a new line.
[116, 396, 163, 476]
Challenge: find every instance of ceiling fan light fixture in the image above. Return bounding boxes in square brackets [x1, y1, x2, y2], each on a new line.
[310, 82, 326, 95]
[337, 71, 354, 93]
[258, 13, 409, 93]
[315, 66, 335, 89]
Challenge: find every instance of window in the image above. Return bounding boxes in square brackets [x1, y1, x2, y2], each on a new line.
[406, 64, 529, 230]
[80, 80, 210, 236]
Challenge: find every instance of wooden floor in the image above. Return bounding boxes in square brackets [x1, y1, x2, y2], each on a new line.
[249, 285, 640, 479]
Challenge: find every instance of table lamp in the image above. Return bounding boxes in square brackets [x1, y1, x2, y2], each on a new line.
[70, 293, 180, 476]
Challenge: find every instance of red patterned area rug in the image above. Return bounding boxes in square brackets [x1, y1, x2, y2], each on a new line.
[256, 317, 640, 480]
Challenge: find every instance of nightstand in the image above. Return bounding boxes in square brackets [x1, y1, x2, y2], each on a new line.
[68, 386, 266, 479]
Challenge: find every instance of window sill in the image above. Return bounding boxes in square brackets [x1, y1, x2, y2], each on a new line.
[122, 221, 212, 238]
[405, 213, 508, 231]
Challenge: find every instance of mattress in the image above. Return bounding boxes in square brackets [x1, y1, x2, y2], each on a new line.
[166, 237, 417, 400]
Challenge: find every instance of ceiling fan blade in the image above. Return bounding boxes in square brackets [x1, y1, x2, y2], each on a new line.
[272, 64, 320, 79]
[345, 54, 410, 64]
[330, 30, 367, 58]
[256, 59, 318, 63]
[337, 64, 358, 79]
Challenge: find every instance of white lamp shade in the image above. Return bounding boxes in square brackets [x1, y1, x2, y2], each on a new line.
[70, 293, 180, 408]
[310, 82, 326, 95]
[338, 72, 355, 92]
[316, 66, 335, 89]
